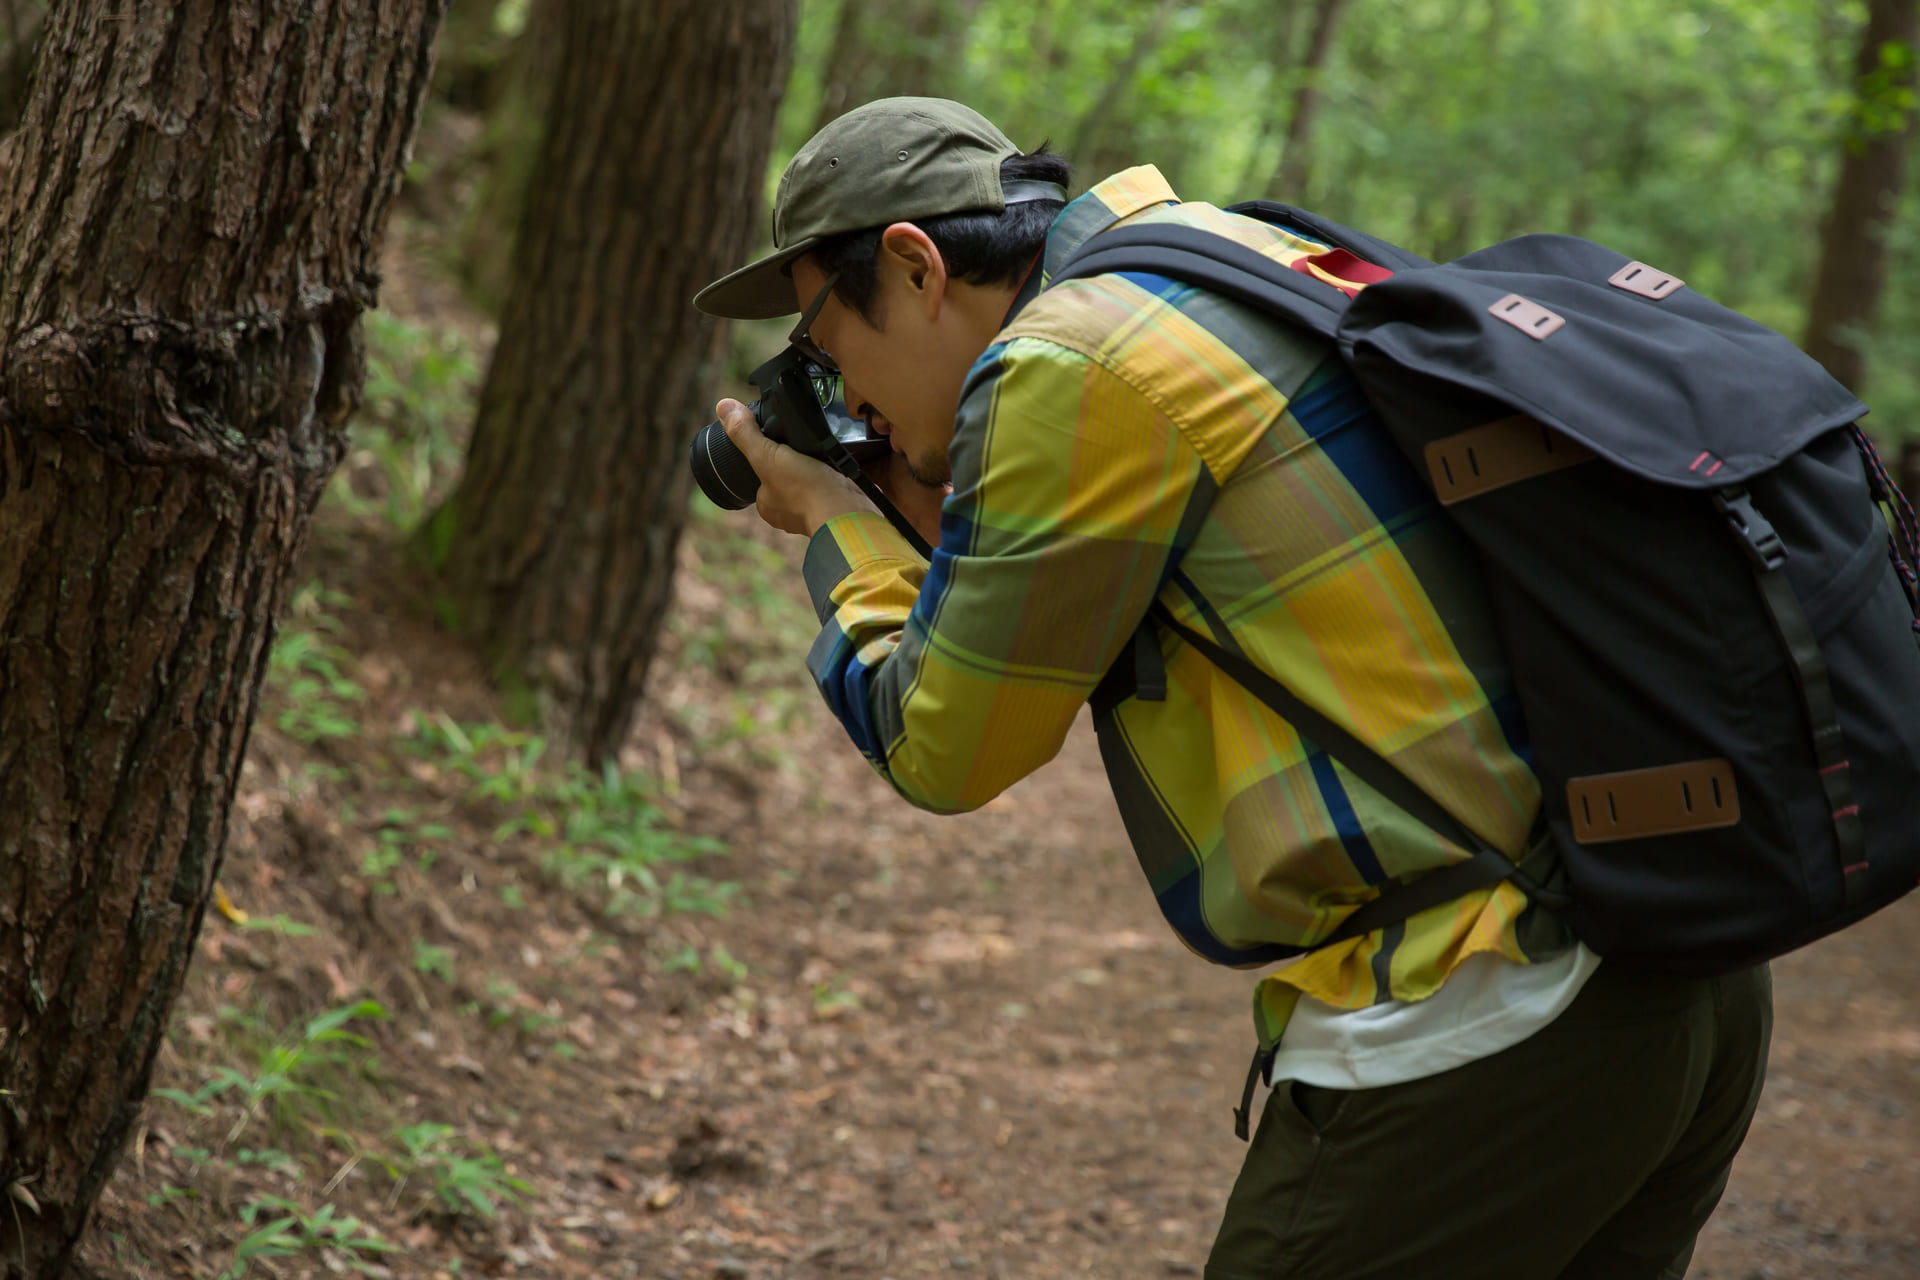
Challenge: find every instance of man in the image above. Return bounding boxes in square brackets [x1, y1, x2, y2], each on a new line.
[694, 97, 1770, 1279]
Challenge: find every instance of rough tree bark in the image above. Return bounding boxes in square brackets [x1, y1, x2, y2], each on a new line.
[1804, 0, 1920, 392]
[1267, 0, 1351, 202]
[425, 0, 794, 764]
[0, 2, 444, 1276]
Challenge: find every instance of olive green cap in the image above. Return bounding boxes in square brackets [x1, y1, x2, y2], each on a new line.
[695, 97, 1053, 320]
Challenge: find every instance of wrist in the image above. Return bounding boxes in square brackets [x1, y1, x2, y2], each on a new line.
[800, 475, 871, 536]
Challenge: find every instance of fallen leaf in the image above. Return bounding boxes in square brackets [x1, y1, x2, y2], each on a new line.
[213, 883, 248, 925]
[647, 1181, 682, 1211]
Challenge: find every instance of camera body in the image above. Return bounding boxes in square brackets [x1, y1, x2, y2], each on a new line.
[688, 346, 888, 511]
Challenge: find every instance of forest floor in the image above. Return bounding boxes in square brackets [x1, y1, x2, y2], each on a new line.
[74, 198, 1920, 1280]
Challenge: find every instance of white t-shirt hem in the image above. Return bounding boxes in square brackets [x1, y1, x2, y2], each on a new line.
[1266, 943, 1603, 1091]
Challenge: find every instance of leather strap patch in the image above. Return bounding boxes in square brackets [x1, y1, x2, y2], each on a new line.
[1425, 414, 1596, 505]
[1567, 759, 1741, 844]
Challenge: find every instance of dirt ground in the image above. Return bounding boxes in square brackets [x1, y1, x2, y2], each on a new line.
[74, 483, 1920, 1279]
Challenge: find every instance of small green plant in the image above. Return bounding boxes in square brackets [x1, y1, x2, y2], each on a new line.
[812, 975, 861, 1017]
[470, 976, 564, 1037]
[412, 940, 457, 983]
[709, 945, 749, 982]
[405, 713, 739, 919]
[359, 809, 455, 894]
[324, 311, 478, 531]
[239, 913, 317, 938]
[508, 762, 734, 918]
[145, 1184, 192, 1210]
[224, 1196, 395, 1279]
[234, 1148, 302, 1180]
[266, 583, 366, 744]
[385, 1123, 530, 1221]
[157, 1001, 390, 1144]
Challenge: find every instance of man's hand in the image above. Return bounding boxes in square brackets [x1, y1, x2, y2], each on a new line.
[718, 399, 870, 537]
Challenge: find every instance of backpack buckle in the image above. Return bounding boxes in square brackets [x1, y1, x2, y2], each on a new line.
[1714, 487, 1787, 571]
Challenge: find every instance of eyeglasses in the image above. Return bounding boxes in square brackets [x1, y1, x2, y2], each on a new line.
[788, 269, 843, 374]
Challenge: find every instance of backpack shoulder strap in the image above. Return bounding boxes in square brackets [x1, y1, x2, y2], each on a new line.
[1148, 603, 1530, 944]
[1062, 217, 1563, 939]
[1052, 222, 1352, 339]
[1226, 200, 1437, 273]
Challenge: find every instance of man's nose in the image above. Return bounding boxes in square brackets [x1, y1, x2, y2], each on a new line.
[845, 382, 891, 434]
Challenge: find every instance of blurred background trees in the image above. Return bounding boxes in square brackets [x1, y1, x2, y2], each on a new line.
[399, 0, 1919, 758]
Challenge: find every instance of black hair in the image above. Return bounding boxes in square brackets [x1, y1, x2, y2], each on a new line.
[810, 146, 1072, 324]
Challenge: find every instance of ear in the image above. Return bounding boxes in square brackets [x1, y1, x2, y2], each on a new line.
[879, 222, 948, 320]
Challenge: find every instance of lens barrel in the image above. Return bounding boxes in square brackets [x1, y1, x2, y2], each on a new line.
[688, 418, 762, 510]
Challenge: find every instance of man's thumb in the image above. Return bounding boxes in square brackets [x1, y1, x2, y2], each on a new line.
[717, 399, 770, 464]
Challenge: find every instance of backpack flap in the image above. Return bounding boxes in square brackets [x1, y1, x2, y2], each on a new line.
[1335, 234, 1869, 489]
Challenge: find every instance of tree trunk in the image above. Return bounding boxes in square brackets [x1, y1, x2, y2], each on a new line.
[875, 0, 952, 103]
[1803, 0, 1920, 392]
[812, 0, 877, 134]
[1231, 1, 1304, 195]
[459, 0, 563, 314]
[0, 2, 443, 1276]
[426, 0, 794, 765]
[1267, 0, 1351, 202]
[1067, 0, 1180, 172]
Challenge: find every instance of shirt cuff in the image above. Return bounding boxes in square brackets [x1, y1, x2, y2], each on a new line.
[801, 511, 927, 621]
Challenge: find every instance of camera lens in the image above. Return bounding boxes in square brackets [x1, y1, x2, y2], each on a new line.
[688, 418, 761, 510]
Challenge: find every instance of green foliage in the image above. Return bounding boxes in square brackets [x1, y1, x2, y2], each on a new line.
[412, 940, 458, 983]
[773, 0, 1920, 427]
[385, 1123, 531, 1221]
[358, 808, 457, 895]
[267, 583, 365, 744]
[326, 311, 479, 531]
[464, 975, 565, 1038]
[811, 974, 861, 1017]
[238, 913, 318, 938]
[156, 1001, 390, 1145]
[671, 500, 817, 765]
[402, 712, 737, 919]
[1850, 38, 1917, 138]
[224, 1197, 395, 1279]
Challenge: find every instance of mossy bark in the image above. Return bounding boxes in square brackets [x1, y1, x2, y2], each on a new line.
[0, 2, 444, 1275]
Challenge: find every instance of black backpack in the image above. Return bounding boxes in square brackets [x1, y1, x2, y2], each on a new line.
[1059, 203, 1920, 976]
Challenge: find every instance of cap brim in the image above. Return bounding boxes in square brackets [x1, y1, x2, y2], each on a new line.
[692, 238, 818, 320]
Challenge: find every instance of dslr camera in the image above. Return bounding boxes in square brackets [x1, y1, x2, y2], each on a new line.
[687, 346, 930, 554]
[687, 347, 889, 510]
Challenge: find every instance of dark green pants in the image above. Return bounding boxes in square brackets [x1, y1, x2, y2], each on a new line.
[1206, 962, 1773, 1280]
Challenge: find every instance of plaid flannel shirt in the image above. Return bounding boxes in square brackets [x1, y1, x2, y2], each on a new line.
[801, 166, 1566, 1048]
